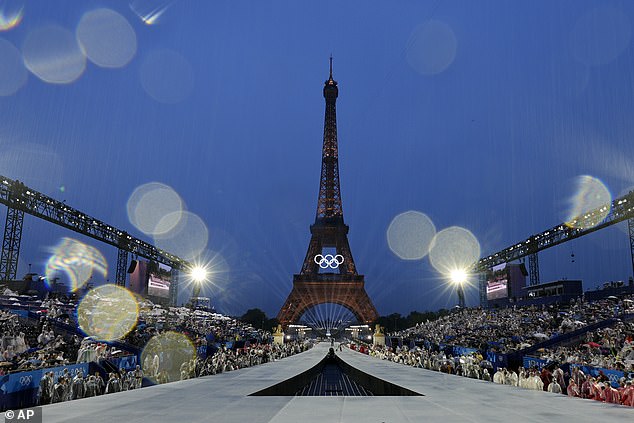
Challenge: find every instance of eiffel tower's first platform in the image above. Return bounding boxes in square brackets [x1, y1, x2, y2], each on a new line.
[277, 61, 379, 327]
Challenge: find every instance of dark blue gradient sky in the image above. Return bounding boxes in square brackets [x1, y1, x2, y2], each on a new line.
[1, 0, 634, 317]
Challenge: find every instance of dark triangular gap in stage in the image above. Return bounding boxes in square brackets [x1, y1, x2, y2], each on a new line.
[249, 348, 423, 397]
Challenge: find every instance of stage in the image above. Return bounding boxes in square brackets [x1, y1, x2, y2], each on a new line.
[8, 342, 632, 422]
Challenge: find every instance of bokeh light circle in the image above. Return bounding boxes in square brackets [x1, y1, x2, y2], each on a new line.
[45, 238, 107, 292]
[127, 182, 183, 236]
[429, 226, 480, 275]
[153, 211, 208, 261]
[141, 331, 196, 384]
[570, 6, 631, 66]
[0, 38, 27, 95]
[406, 20, 457, 75]
[387, 211, 436, 260]
[140, 49, 194, 103]
[78, 284, 139, 341]
[23, 25, 86, 84]
[565, 175, 611, 229]
[76, 8, 137, 68]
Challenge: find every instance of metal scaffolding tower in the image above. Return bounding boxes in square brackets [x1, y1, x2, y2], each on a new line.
[0, 205, 24, 281]
[528, 252, 540, 286]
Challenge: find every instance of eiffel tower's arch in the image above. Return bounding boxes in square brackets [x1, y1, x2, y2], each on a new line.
[278, 277, 378, 327]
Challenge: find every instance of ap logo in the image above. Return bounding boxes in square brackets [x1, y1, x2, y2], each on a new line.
[4, 407, 42, 423]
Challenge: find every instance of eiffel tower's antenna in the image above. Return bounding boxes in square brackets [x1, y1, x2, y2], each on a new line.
[329, 55, 333, 79]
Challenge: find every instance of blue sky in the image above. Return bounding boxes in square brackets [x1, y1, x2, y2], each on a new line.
[1, 0, 634, 317]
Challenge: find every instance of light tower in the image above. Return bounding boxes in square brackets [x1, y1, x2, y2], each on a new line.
[188, 265, 208, 308]
[450, 269, 467, 308]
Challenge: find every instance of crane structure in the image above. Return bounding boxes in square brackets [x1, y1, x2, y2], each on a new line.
[0, 175, 191, 301]
[475, 190, 634, 306]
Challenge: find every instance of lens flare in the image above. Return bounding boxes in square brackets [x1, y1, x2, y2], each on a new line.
[141, 331, 196, 384]
[450, 269, 467, 284]
[406, 20, 457, 75]
[78, 284, 139, 341]
[0, 0, 24, 31]
[23, 25, 86, 84]
[429, 226, 480, 275]
[76, 8, 137, 68]
[0, 38, 26, 96]
[45, 238, 107, 292]
[140, 49, 194, 103]
[565, 175, 611, 229]
[387, 211, 436, 260]
[184, 250, 230, 301]
[127, 182, 183, 236]
[190, 265, 208, 282]
[129, 0, 172, 25]
[153, 211, 208, 261]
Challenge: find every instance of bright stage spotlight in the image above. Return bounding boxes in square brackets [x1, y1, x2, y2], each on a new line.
[190, 265, 208, 282]
[187, 264, 209, 304]
[448, 268, 468, 308]
[450, 269, 467, 285]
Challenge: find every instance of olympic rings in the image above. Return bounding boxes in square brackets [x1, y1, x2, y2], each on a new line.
[20, 375, 33, 386]
[314, 254, 344, 269]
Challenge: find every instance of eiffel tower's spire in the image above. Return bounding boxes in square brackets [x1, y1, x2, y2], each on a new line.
[316, 57, 342, 220]
[329, 55, 333, 80]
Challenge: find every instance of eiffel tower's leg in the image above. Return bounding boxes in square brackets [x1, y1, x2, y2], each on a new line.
[300, 235, 322, 275]
[335, 234, 357, 275]
[277, 286, 302, 326]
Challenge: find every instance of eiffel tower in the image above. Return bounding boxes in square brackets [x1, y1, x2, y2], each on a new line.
[277, 60, 379, 328]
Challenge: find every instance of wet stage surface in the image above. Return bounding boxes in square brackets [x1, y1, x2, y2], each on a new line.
[16, 343, 634, 423]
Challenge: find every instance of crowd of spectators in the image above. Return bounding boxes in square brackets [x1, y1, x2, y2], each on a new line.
[121, 305, 269, 350]
[349, 294, 634, 407]
[353, 342, 634, 406]
[391, 296, 634, 355]
[36, 340, 311, 405]
[535, 321, 634, 372]
[195, 341, 310, 377]
[38, 366, 144, 404]
[0, 309, 81, 375]
[0, 290, 313, 408]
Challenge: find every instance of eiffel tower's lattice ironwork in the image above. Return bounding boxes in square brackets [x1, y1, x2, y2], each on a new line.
[277, 61, 379, 327]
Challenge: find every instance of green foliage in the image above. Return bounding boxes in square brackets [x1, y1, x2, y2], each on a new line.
[240, 308, 279, 331]
[375, 309, 450, 332]
[240, 308, 267, 327]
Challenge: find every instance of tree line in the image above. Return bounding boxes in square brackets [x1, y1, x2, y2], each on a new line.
[239, 308, 453, 333]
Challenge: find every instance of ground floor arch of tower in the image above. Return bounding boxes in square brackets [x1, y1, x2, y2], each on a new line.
[277, 278, 379, 328]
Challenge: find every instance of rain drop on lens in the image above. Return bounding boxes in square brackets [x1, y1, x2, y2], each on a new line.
[23, 25, 86, 84]
[387, 211, 436, 260]
[78, 285, 139, 341]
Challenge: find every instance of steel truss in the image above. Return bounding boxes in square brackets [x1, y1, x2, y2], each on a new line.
[0, 205, 24, 281]
[0, 176, 191, 284]
[475, 190, 634, 273]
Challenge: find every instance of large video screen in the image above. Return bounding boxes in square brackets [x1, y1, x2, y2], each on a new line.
[147, 261, 172, 299]
[486, 263, 508, 300]
[129, 260, 148, 296]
